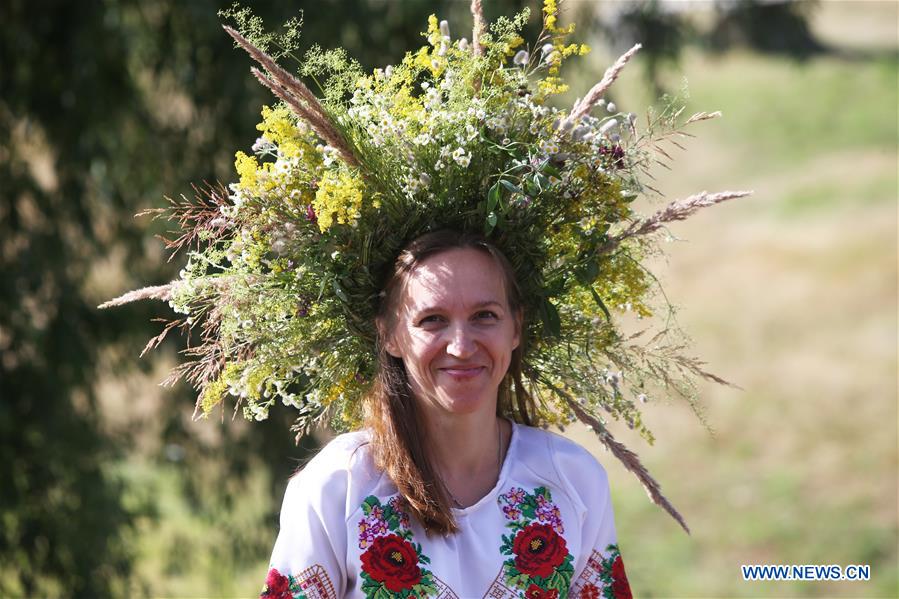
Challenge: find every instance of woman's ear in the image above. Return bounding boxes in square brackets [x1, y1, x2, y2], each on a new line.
[384, 337, 401, 358]
[376, 318, 401, 358]
[512, 307, 523, 350]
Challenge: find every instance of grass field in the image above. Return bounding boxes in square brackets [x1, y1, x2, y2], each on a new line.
[108, 2, 898, 597]
[565, 3, 898, 596]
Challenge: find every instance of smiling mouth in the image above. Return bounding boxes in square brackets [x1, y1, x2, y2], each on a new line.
[439, 366, 485, 378]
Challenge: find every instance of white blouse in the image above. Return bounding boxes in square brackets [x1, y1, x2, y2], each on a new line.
[261, 421, 632, 599]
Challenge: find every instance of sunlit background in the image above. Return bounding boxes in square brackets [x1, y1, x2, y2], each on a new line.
[2, 1, 896, 597]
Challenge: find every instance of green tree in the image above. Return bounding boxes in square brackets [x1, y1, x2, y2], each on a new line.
[2, 1, 536, 595]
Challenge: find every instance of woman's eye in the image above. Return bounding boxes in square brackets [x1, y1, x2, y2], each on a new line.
[475, 310, 498, 320]
[419, 315, 444, 325]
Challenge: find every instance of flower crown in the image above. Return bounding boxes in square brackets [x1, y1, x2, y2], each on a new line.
[102, 0, 749, 531]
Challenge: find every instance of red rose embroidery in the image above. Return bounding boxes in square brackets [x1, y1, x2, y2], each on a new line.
[525, 583, 560, 599]
[511, 523, 569, 578]
[578, 583, 600, 599]
[610, 555, 632, 599]
[261, 568, 291, 599]
[360, 533, 422, 592]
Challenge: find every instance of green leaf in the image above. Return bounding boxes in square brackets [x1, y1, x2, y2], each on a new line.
[361, 495, 380, 515]
[372, 584, 394, 599]
[545, 568, 571, 592]
[332, 279, 349, 303]
[589, 287, 612, 321]
[484, 211, 498, 234]
[542, 164, 561, 178]
[499, 179, 522, 195]
[505, 568, 530, 590]
[539, 298, 561, 337]
[576, 260, 600, 285]
[487, 181, 501, 212]
[316, 276, 329, 301]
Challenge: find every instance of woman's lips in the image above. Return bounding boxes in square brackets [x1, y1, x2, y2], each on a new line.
[439, 366, 485, 380]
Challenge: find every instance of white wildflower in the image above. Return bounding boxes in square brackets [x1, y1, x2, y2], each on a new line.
[606, 101, 617, 113]
[542, 140, 559, 154]
[513, 50, 529, 66]
[252, 137, 274, 153]
[451, 147, 471, 167]
[599, 118, 619, 136]
[459, 37, 469, 51]
[570, 126, 590, 142]
[439, 20, 450, 39]
[385, 65, 393, 78]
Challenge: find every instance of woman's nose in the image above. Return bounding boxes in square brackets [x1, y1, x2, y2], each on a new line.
[446, 324, 476, 358]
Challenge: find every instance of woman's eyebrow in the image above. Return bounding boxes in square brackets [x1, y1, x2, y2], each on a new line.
[414, 300, 504, 314]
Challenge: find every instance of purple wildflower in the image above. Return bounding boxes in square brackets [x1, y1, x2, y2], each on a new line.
[599, 143, 626, 169]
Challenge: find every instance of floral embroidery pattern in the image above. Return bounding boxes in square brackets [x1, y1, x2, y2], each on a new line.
[595, 545, 631, 599]
[497, 487, 574, 597]
[260, 565, 336, 599]
[357, 495, 438, 598]
[571, 545, 632, 599]
[260, 568, 308, 599]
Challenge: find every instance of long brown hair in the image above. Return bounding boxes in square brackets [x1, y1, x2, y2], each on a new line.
[366, 230, 537, 535]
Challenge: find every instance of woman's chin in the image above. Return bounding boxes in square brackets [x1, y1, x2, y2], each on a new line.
[433, 388, 493, 415]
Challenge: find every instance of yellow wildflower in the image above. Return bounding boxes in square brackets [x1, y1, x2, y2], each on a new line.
[312, 169, 365, 232]
[234, 151, 260, 190]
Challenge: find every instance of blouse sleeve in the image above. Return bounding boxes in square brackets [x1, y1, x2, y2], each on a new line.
[260, 461, 348, 599]
[551, 434, 633, 598]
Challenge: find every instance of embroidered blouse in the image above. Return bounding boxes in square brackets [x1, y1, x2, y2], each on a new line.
[261, 421, 632, 599]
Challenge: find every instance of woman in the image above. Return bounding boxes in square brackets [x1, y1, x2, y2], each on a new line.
[262, 230, 630, 599]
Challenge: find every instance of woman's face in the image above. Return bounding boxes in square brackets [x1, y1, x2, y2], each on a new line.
[385, 247, 521, 418]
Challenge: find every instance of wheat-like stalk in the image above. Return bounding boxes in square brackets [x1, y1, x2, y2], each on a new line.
[471, 0, 485, 57]
[223, 25, 360, 168]
[598, 190, 752, 255]
[568, 396, 690, 533]
[97, 283, 175, 309]
[552, 383, 691, 533]
[562, 44, 642, 129]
